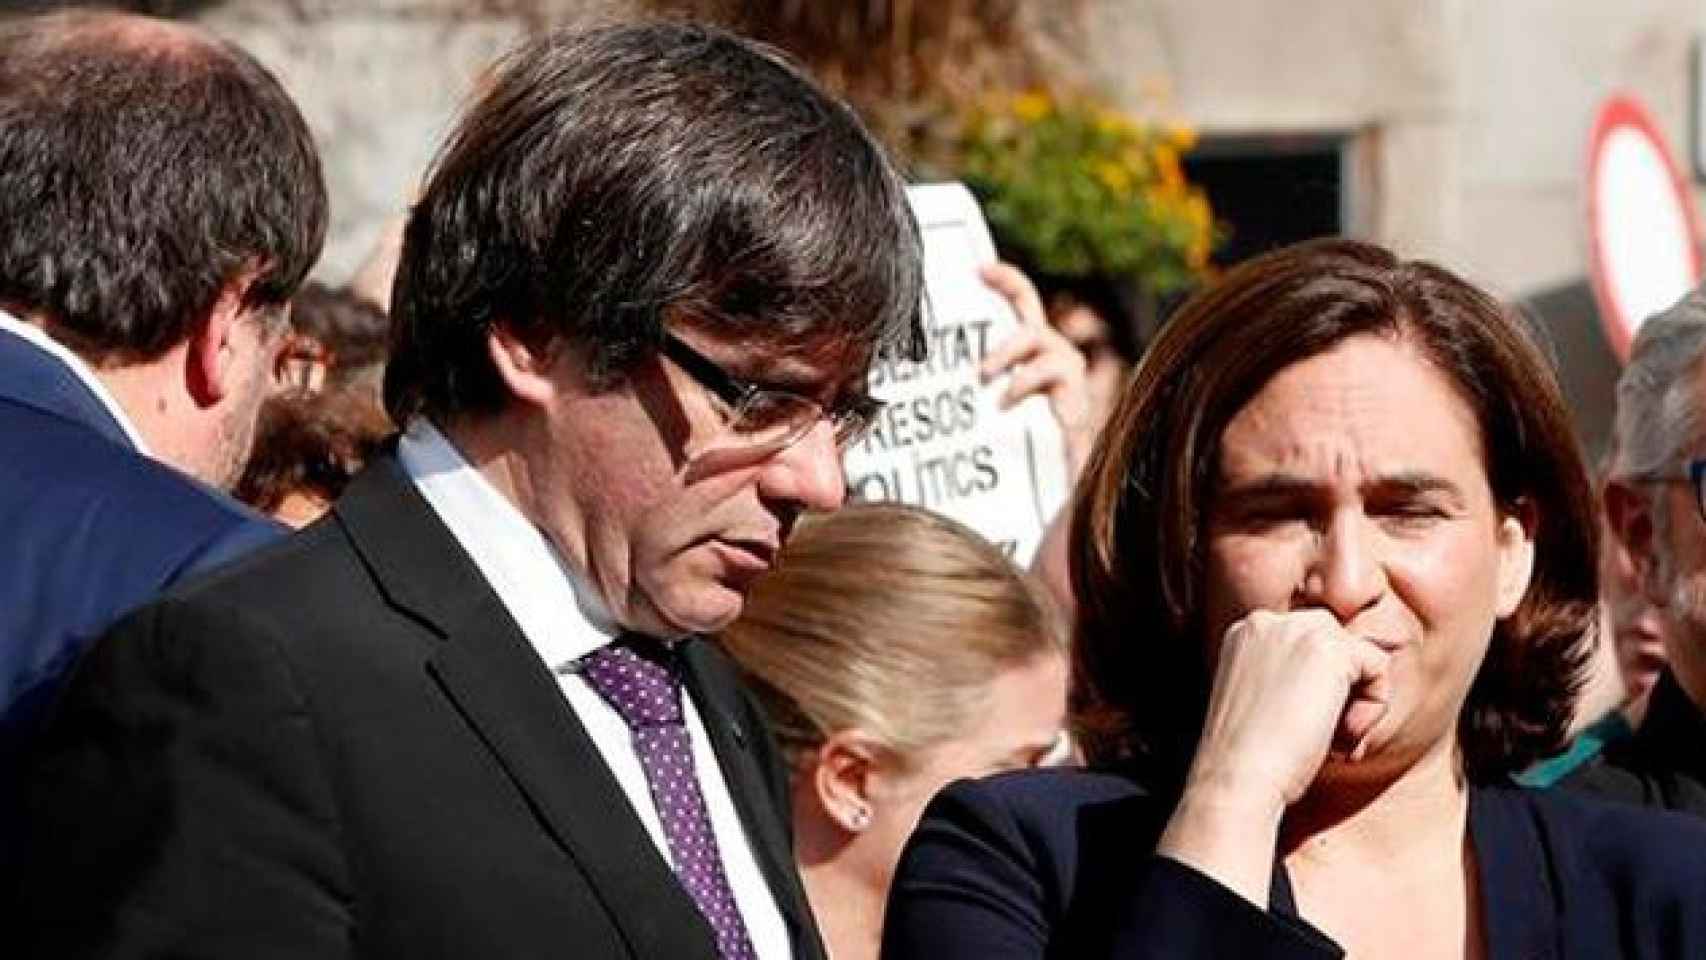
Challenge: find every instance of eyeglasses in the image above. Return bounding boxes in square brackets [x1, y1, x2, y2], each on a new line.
[1629, 456, 1706, 523]
[659, 332, 883, 456]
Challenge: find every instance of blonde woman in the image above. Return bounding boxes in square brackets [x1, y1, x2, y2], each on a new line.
[720, 503, 1069, 960]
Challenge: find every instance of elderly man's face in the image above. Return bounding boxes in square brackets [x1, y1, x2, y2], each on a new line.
[529, 325, 865, 639]
[1599, 505, 1669, 704]
[1646, 448, 1706, 702]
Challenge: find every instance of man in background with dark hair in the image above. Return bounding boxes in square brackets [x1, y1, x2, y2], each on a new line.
[16, 21, 923, 959]
[0, 10, 326, 746]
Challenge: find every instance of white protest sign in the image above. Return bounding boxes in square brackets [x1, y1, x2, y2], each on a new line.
[842, 183, 1071, 565]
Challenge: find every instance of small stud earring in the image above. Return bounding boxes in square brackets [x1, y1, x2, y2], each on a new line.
[849, 807, 871, 831]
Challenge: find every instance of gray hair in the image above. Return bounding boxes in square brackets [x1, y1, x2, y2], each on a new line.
[1613, 289, 1706, 480]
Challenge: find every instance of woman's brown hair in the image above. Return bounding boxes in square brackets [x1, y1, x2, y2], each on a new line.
[1071, 238, 1597, 785]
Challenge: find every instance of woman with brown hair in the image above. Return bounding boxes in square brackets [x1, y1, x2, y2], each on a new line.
[883, 239, 1706, 958]
[721, 502, 1068, 960]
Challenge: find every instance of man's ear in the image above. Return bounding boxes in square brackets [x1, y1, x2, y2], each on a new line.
[486, 322, 560, 408]
[1605, 478, 1664, 605]
[186, 273, 269, 408]
[1494, 497, 1538, 619]
[810, 730, 880, 835]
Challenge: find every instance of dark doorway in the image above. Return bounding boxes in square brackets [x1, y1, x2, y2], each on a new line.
[1183, 133, 1349, 269]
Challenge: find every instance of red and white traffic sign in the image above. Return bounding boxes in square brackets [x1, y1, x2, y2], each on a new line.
[1587, 94, 1704, 361]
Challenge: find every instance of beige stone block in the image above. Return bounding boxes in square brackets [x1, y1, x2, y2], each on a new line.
[1082, 0, 1459, 129]
[1459, 0, 1699, 186]
[1453, 183, 1584, 298]
[1366, 118, 1460, 263]
[200, 14, 527, 280]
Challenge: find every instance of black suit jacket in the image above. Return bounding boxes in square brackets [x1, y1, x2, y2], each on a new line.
[882, 768, 1706, 959]
[13, 455, 826, 960]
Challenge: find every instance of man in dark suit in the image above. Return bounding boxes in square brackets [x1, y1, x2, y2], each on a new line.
[15, 21, 925, 959]
[0, 10, 326, 751]
[1564, 291, 1706, 816]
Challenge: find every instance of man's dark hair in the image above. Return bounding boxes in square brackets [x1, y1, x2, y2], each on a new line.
[0, 10, 327, 361]
[385, 20, 926, 425]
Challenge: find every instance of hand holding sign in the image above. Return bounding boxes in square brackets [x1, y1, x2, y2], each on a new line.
[843, 184, 1074, 565]
[977, 262, 1094, 476]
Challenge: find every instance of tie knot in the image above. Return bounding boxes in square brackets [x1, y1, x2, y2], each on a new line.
[579, 640, 683, 729]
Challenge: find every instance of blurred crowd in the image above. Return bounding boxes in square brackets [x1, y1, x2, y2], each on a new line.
[4, 7, 1706, 960]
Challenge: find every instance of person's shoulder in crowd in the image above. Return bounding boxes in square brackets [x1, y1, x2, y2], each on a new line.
[894, 764, 1159, 903]
[0, 397, 281, 602]
[1555, 672, 1706, 817]
[1559, 741, 1668, 808]
[1514, 707, 1632, 789]
[0, 396, 282, 733]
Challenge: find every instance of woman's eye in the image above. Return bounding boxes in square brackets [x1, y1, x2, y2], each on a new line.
[1238, 507, 1313, 532]
[1377, 504, 1445, 527]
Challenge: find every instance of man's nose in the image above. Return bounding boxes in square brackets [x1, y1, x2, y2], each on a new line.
[758, 418, 846, 513]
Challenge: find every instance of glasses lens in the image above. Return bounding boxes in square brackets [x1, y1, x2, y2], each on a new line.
[725, 390, 818, 451]
[832, 409, 878, 448]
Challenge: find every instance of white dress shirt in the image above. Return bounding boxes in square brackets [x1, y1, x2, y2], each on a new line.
[397, 418, 791, 960]
[0, 308, 151, 453]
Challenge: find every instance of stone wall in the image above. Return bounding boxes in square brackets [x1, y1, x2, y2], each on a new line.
[195, 0, 1706, 304]
[1079, 0, 1706, 301]
[198, 0, 629, 281]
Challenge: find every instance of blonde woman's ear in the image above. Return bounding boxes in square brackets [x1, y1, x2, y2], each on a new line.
[812, 730, 881, 835]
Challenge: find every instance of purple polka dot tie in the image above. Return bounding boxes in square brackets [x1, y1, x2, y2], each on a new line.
[580, 642, 758, 960]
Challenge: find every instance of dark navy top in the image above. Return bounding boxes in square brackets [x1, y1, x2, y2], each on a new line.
[884, 768, 1706, 959]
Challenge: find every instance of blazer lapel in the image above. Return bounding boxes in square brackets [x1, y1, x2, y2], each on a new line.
[681, 639, 827, 960]
[1468, 787, 1558, 960]
[334, 457, 719, 960]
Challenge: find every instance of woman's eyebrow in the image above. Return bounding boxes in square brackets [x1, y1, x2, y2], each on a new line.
[1213, 471, 1466, 501]
[1369, 471, 1465, 501]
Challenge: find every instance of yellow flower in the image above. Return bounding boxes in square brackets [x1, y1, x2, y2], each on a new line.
[1094, 159, 1132, 196]
[1095, 108, 1136, 137]
[1154, 145, 1184, 193]
[1185, 192, 1212, 230]
[1166, 123, 1198, 152]
[1012, 90, 1051, 123]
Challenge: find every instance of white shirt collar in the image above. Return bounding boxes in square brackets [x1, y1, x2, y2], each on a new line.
[0, 308, 151, 454]
[396, 417, 617, 669]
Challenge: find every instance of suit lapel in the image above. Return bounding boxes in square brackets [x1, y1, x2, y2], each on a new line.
[681, 640, 827, 960]
[334, 457, 719, 960]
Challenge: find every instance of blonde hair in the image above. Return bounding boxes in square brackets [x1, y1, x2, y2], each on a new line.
[720, 503, 1066, 766]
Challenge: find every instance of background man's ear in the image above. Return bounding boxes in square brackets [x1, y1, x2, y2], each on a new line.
[487, 322, 560, 407]
[186, 277, 258, 407]
[1605, 479, 1664, 605]
[186, 266, 279, 408]
[810, 730, 880, 834]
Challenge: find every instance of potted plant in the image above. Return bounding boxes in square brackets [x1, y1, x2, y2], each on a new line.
[951, 89, 1218, 352]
